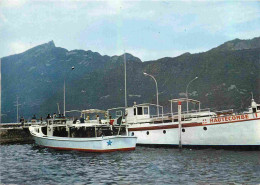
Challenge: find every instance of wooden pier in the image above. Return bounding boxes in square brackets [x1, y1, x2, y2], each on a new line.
[0, 123, 33, 144]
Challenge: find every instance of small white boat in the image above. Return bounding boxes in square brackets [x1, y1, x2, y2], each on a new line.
[29, 109, 137, 152]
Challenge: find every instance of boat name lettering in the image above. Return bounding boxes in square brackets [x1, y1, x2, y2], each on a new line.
[210, 114, 249, 123]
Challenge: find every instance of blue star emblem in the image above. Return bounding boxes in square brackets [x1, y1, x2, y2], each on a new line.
[107, 140, 112, 146]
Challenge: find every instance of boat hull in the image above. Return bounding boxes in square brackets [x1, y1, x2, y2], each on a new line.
[128, 117, 260, 148]
[30, 127, 137, 152]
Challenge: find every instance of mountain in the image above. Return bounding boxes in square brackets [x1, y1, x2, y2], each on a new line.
[211, 37, 260, 51]
[1, 37, 260, 123]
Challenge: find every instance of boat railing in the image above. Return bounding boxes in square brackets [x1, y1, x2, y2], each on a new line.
[148, 108, 213, 123]
[150, 113, 172, 123]
[160, 108, 212, 120]
[215, 109, 234, 116]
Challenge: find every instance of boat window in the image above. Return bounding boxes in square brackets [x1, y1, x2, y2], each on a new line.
[137, 107, 143, 115]
[134, 108, 136, 115]
[257, 106, 260, 110]
[116, 111, 122, 117]
[143, 107, 148, 115]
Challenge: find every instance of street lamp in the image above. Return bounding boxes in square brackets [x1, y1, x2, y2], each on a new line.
[14, 96, 21, 123]
[186, 76, 198, 114]
[143, 72, 159, 116]
[64, 66, 75, 116]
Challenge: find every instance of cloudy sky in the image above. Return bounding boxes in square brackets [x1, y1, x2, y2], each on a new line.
[0, 0, 259, 61]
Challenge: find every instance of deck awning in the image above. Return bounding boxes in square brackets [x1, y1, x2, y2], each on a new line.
[81, 109, 107, 114]
[169, 98, 200, 104]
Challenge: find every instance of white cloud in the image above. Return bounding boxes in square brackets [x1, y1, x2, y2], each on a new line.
[0, 12, 8, 23]
[0, 0, 28, 7]
[103, 47, 207, 61]
[226, 29, 260, 40]
[9, 42, 30, 54]
[1, 1, 259, 60]
[190, 2, 260, 33]
[8, 42, 40, 55]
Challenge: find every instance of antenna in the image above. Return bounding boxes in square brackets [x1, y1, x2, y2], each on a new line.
[124, 52, 127, 108]
[251, 92, 254, 100]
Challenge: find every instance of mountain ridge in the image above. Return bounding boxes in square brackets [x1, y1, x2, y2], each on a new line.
[210, 37, 260, 52]
[1, 36, 260, 123]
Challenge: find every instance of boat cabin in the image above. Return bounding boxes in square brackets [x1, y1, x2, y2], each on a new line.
[125, 98, 218, 124]
[248, 99, 260, 113]
[125, 103, 162, 124]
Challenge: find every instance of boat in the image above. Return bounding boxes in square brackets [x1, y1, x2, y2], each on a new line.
[125, 98, 260, 149]
[29, 109, 137, 152]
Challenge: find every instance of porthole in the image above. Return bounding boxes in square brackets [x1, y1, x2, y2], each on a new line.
[182, 128, 185, 132]
[131, 132, 134, 136]
[163, 130, 166, 134]
[203, 127, 207, 131]
[146, 131, 149, 135]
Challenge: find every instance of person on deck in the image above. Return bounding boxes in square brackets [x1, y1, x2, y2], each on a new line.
[20, 116, 25, 126]
[46, 114, 51, 119]
[80, 117, 84, 123]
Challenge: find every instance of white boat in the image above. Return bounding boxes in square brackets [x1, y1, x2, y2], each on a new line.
[29, 109, 137, 152]
[125, 98, 260, 149]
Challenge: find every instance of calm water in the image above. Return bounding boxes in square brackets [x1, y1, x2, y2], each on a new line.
[0, 144, 259, 184]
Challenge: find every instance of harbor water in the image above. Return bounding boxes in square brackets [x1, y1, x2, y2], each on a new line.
[0, 144, 259, 184]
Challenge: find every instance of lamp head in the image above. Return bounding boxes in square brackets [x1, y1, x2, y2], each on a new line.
[195, 76, 198, 79]
[72, 66, 75, 70]
[143, 72, 147, 75]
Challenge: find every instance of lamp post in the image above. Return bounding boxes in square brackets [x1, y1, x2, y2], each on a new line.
[143, 72, 159, 116]
[15, 96, 21, 123]
[64, 66, 75, 117]
[186, 76, 198, 114]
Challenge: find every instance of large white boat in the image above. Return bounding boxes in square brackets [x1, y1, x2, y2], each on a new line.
[29, 109, 137, 152]
[125, 98, 260, 149]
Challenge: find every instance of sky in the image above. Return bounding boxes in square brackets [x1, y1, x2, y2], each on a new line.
[0, 0, 259, 61]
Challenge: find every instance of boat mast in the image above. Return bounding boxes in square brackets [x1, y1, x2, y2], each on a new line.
[124, 53, 127, 108]
[64, 66, 75, 117]
[64, 79, 66, 116]
[0, 59, 1, 123]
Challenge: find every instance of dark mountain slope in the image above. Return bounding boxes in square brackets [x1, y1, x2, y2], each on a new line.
[1, 37, 260, 122]
[211, 37, 260, 51]
[143, 47, 260, 111]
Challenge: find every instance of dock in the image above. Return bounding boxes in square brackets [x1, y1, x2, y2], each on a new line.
[0, 123, 33, 144]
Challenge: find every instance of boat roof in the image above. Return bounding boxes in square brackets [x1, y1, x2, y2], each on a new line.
[169, 98, 200, 104]
[107, 107, 125, 111]
[126, 103, 163, 108]
[81, 109, 107, 114]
